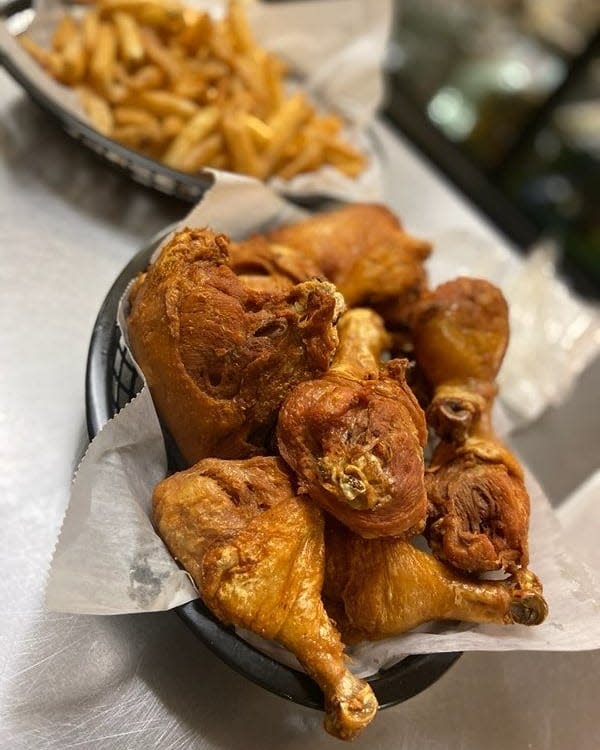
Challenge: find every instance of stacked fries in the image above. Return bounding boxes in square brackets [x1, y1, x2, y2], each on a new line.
[19, 0, 366, 179]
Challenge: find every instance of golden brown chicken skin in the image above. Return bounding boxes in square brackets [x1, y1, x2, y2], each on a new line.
[413, 278, 531, 574]
[153, 457, 378, 740]
[266, 203, 432, 327]
[277, 308, 428, 538]
[323, 518, 547, 643]
[127, 227, 344, 466]
[228, 235, 323, 293]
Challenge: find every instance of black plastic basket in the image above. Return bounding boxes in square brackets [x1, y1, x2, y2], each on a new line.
[84, 227, 461, 712]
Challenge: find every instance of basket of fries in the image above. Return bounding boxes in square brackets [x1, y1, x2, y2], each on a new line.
[0, 0, 388, 200]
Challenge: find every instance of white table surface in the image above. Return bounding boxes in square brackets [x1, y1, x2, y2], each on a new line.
[1, 68, 600, 749]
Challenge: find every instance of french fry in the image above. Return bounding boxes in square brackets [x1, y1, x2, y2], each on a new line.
[104, 0, 184, 34]
[133, 90, 197, 118]
[196, 60, 230, 81]
[260, 94, 312, 177]
[139, 27, 180, 80]
[113, 12, 145, 68]
[79, 86, 114, 136]
[163, 106, 220, 169]
[208, 18, 236, 63]
[19, 35, 52, 69]
[277, 140, 324, 180]
[325, 148, 366, 177]
[244, 114, 273, 148]
[114, 105, 159, 128]
[263, 54, 283, 114]
[52, 16, 78, 52]
[61, 34, 87, 85]
[312, 114, 343, 136]
[126, 63, 164, 90]
[98, 0, 184, 31]
[90, 22, 117, 94]
[228, 77, 255, 113]
[230, 55, 267, 105]
[323, 137, 366, 176]
[173, 70, 207, 101]
[112, 121, 163, 149]
[82, 10, 100, 55]
[177, 11, 212, 53]
[179, 132, 223, 172]
[227, 0, 254, 53]
[222, 113, 261, 177]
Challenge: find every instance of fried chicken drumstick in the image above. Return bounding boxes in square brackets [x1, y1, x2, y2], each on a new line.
[277, 308, 428, 538]
[324, 518, 548, 643]
[413, 278, 533, 574]
[127, 228, 344, 466]
[153, 457, 377, 740]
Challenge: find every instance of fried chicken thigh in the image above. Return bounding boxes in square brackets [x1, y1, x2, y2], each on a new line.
[278, 308, 428, 538]
[127, 227, 344, 466]
[153, 457, 377, 740]
[324, 518, 548, 643]
[413, 278, 532, 574]
[266, 203, 432, 327]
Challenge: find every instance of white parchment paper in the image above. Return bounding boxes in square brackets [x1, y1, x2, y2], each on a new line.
[46, 171, 600, 678]
[0, 0, 391, 201]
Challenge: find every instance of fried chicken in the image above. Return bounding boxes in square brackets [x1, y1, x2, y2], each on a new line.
[323, 518, 547, 643]
[153, 457, 378, 740]
[127, 227, 344, 466]
[277, 308, 428, 538]
[413, 277, 531, 574]
[228, 235, 322, 293]
[266, 203, 432, 327]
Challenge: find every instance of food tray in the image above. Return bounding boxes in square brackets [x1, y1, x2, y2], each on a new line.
[0, 0, 213, 202]
[85, 227, 461, 711]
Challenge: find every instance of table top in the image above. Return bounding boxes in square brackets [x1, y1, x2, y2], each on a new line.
[1, 68, 599, 750]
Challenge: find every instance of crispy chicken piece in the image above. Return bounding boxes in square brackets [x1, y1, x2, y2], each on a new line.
[277, 308, 428, 538]
[153, 457, 378, 740]
[266, 203, 432, 327]
[413, 278, 531, 574]
[324, 518, 548, 643]
[228, 235, 323, 293]
[127, 227, 344, 466]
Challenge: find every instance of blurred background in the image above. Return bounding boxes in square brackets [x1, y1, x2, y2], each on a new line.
[384, 0, 600, 296]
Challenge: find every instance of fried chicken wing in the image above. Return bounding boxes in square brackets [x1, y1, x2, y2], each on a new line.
[413, 278, 531, 573]
[277, 308, 428, 538]
[266, 203, 431, 327]
[323, 518, 547, 643]
[153, 457, 377, 740]
[127, 227, 344, 465]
